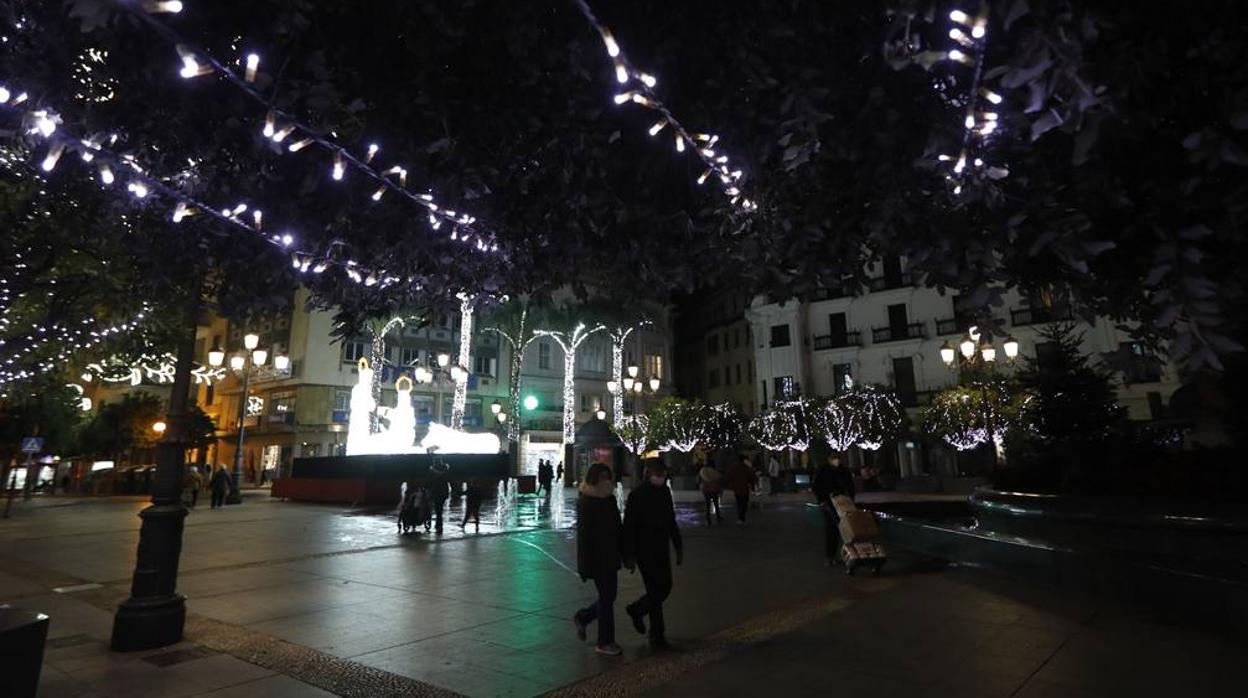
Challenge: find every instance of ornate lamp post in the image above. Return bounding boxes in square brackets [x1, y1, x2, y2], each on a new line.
[610, 365, 662, 417]
[939, 326, 1019, 371]
[209, 333, 287, 505]
[413, 351, 467, 428]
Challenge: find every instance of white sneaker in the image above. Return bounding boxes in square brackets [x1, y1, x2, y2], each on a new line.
[595, 643, 623, 656]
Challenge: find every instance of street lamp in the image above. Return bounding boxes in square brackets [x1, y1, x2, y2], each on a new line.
[622, 376, 635, 392]
[223, 338, 286, 504]
[939, 342, 957, 366]
[941, 326, 1017, 370]
[606, 379, 618, 394]
[151, 420, 167, 434]
[496, 412, 508, 424]
[595, 409, 607, 421]
[491, 400, 502, 415]
[648, 377, 661, 392]
[436, 352, 450, 368]
[208, 347, 225, 368]
[627, 365, 639, 378]
[449, 364, 466, 382]
[1003, 336, 1019, 360]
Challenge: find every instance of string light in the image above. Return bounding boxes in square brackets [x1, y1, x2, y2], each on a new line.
[535, 323, 606, 445]
[934, 7, 1007, 195]
[244, 53, 259, 82]
[573, 0, 757, 212]
[120, 6, 501, 253]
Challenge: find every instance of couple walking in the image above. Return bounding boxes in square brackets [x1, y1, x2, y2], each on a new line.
[574, 460, 682, 656]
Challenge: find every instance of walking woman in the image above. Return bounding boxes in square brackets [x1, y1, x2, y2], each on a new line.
[573, 462, 624, 656]
[725, 455, 758, 524]
[698, 461, 723, 525]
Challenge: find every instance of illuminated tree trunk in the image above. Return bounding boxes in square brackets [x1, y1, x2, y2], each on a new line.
[451, 296, 474, 430]
[611, 339, 625, 429]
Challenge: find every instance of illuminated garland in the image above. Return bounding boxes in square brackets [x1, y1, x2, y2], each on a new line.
[450, 295, 474, 430]
[0, 305, 150, 388]
[703, 402, 743, 450]
[122, 1, 500, 255]
[613, 414, 650, 455]
[747, 408, 797, 451]
[84, 352, 224, 386]
[840, 384, 904, 450]
[934, 6, 1009, 195]
[572, 0, 757, 212]
[923, 379, 1028, 451]
[484, 306, 541, 443]
[648, 399, 708, 452]
[0, 88, 400, 287]
[812, 396, 860, 451]
[776, 399, 814, 451]
[535, 323, 606, 445]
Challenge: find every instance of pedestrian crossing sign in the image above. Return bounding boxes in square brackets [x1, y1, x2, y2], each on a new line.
[21, 436, 44, 453]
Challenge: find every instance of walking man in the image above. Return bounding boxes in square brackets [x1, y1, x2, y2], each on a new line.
[573, 463, 624, 656]
[725, 455, 758, 524]
[428, 459, 451, 534]
[184, 465, 203, 508]
[624, 460, 683, 650]
[209, 464, 230, 509]
[813, 453, 856, 565]
[537, 460, 553, 497]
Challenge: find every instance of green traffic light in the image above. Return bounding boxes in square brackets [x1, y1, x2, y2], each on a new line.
[523, 395, 539, 411]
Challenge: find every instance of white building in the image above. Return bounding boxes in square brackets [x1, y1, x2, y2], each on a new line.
[745, 257, 1180, 478]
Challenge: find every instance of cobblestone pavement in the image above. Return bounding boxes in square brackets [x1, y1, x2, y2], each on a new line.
[1, 489, 1243, 697]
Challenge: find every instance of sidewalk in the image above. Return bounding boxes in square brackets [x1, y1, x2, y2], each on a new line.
[2, 489, 1243, 697]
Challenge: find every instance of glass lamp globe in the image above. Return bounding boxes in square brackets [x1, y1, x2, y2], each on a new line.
[981, 345, 997, 362]
[273, 354, 291, 371]
[596, 409, 607, 420]
[251, 348, 268, 366]
[229, 355, 246, 371]
[939, 342, 956, 366]
[959, 336, 977, 359]
[491, 400, 502, 415]
[243, 333, 260, 350]
[622, 377, 635, 391]
[627, 365, 640, 378]
[606, 380, 619, 394]
[207, 348, 225, 367]
[436, 352, 451, 367]
[1003, 336, 1020, 360]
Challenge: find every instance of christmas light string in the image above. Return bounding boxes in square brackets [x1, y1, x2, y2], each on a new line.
[935, 6, 1009, 195]
[571, 0, 757, 212]
[0, 86, 409, 288]
[0, 305, 151, 388]
[120, 1, 501, 255]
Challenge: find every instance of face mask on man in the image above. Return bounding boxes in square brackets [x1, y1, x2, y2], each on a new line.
[649, 475, 666, 486]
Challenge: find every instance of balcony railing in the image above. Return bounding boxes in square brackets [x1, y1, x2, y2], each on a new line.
[1010, 305, 1073, 326]
[867, 272, 913, 292]
[812, 331, 862, 351]
[872, 322, 926, 344]
[809, 285, 852, 302]
[935, 317, 977, 336]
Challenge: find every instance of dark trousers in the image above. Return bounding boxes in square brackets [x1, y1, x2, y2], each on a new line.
[734, 491, 750, 522]
[210, 489, 225, 508]
[539, 480, 551, 496]
[189, 489, 199, 508]
[575, 571, 618, 646]
[430, 498, 446, 532]
[703, 492, 722, 523]
[462, 503, 481, 528]
[629, 559, 673, 640]
[822, 505, 842, 561]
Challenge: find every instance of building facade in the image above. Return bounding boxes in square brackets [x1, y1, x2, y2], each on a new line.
[201, 290, 672, 481]
[741, 257, 1180, 477]
[672, 286, 757, 415]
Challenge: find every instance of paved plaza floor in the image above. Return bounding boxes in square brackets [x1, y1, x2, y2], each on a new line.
[1, 489, 1243, 697]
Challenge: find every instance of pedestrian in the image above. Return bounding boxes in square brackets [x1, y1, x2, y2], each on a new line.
[573, 463, 624, 656]
[697, 460, 723, 525]
[556, 461, 564, 485]
[767, 453, 781, 492]
[725, 455, 758, 524]
[813, 453, 856, 565]
[184, 465, 203, 508]
[538, 460, 553, 497]
[461, 477, 483, 531]
[210, 464, 230, 509]
[428, 459, 451, 534]
[623, 460, 683, 650]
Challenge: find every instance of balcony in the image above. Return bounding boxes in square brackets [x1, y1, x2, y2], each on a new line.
[867, 272, 913, 292]
[871, 322, 926, 344]
[812, 331, 862, 351]
[1010, 305, 1073, 326]
[935, 317, 978, 336]
[809, 285, 852, 302]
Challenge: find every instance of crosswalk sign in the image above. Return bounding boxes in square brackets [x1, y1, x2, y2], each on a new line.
[20, 437, 44, 454]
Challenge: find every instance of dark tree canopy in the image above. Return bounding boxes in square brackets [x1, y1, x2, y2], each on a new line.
[1, 0, 1243, 382]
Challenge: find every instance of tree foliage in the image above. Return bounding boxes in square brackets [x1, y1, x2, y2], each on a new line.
[1013, 323, 1125, 448]
[647, 397, 708, 452]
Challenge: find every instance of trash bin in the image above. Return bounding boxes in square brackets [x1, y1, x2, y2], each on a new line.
[0, 605, 50, 698]
[517, 475, 537, 494]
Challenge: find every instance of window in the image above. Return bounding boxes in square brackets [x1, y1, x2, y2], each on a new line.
[1035, 342, 1060, 372]
[893, 357, 917, 405]
[332, 390, 350, 422]
[576, 341, 607, 373]
[833, 363, 853, 394]
[538, 340, 552, 370]
[343, 340, 368, 363]
[645, 353, 663, 381]
[1122, 342, 1162, 384]
[887, 304, 909, 334]
[1147, 391, 1164, 419]
[770, 324, 791, 347]
[774, 375, 796, 399]
[828, 313, 848, 346]
[748, 360, 754, 382]
[883, 254, 904, 287]
[733, 327, 741, 349]
[399, 347, 421, 365]
[707, 334, 719, 355]
[580, 394, 602, 413]
[414, 395, 435, 423]
[708, 368, 721, 388]
[473, 354, 497, 377]
[735, 364, 742, 385]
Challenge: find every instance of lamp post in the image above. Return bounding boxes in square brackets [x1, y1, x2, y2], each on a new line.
[209, 334, 287, 505]
[939, 326, 1019, 372]
[610, 370, 661, 416]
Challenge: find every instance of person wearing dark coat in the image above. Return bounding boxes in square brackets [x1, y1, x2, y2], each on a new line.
[623, 460, 683, 649]
[813, 454, 856, 565]
[573, 463, 624, 656]
[725, 456, 758, 524]
[460, 478, 483, 531]
[427, 459, 451, 534]
[209, 464, 231, 509]
[537, 460, 553, 497]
